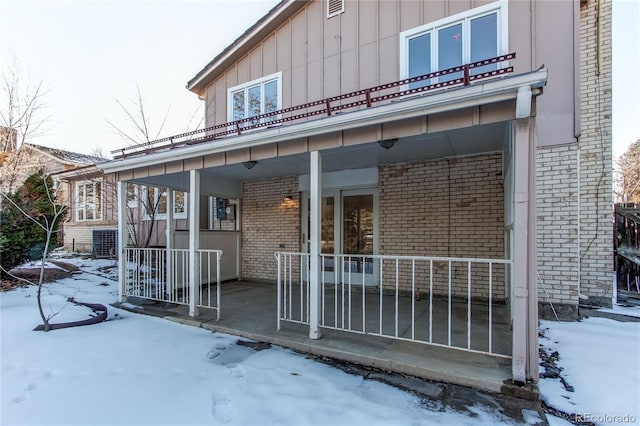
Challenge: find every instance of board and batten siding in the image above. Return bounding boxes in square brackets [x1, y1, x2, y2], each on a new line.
[202, 0, 576, 148]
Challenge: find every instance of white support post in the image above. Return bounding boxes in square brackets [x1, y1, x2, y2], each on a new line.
[527, 118, 539, 382]
[512, 115, 532, 384]
[309, 151, 322, 340]
[165, 188, 174, 299]
[117, 180, 127, 303]
[188, 170, 200, 317]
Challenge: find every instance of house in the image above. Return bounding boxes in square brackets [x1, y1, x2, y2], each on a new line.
[98, 0, 611, 391]
[0, 136, 105, 249]
[50, 165, 119, 256]
[0, 136, 103, 196]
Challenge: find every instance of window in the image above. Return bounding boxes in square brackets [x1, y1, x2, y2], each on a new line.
[143, 187, 187, 220]
[77, 181, 102, 221]
[227, 72, 282, 126]
[400, 1, 507, 88]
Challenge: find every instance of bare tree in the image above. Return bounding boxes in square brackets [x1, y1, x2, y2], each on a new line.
[614, 139, 640, 204]
[106, 84, 199, 249]
[0, 54, 50, 192]
[106, 83, 171, 146]
[0, 175, 66, 332]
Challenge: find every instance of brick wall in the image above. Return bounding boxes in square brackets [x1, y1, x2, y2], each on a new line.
[241, 176, 300, 281]
[535, 0, 612, 314]
[536, 144, 580, 308]
[578, 0, 613, 305]
[537, 0, 613, 316]
[379, 154, 505, 299]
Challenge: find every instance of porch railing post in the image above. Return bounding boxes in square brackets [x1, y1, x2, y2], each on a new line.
[166, 188, 174, 301]
[117, 180, 127, 303]
[309, 150, 322, 340]
[276, 253, 281, 331]
[188, 170, 201, 317]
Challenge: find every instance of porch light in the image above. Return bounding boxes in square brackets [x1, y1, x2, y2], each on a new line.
[378, 138, 398, 150]
[243, 160, 257, 170]
[284, 194, 293, 201]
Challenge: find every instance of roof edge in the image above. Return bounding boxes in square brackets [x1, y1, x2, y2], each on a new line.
[101, 69, 548, 175]
[186, 0, 306, 95]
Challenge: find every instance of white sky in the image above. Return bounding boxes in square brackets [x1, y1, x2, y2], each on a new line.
[1, 0, 638, 160]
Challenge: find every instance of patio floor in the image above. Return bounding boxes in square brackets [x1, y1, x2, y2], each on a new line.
[117, 280, 515, 394]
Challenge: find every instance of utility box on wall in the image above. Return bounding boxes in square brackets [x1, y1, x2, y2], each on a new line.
[216, 198, 227, 220]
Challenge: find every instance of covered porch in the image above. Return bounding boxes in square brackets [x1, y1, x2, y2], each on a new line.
[102, 65, 546, 390]
[119, 279, 514, 393]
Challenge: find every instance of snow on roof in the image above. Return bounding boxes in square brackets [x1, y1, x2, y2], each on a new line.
[23, 143, 104, 166]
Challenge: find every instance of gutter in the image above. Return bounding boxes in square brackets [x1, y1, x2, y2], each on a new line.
[100, 69, 547, 174]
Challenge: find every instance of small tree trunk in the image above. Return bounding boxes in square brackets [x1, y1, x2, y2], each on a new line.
[36, 226, 54, 331]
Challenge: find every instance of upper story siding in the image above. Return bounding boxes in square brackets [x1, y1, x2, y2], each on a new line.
[198, 0, 578, 147]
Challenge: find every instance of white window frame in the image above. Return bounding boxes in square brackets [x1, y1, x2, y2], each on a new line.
[227, 72, 282, 124]
[142, 186, 187, 220]
[76, 180, 102, 221]
[399, 1, 508, 81]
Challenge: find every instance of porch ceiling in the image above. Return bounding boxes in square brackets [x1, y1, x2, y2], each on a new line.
[130, 121, 508, 194]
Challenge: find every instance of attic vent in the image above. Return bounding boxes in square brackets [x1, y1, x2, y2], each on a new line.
[327, 0, 344, 18]
[93, 229, 117, 258]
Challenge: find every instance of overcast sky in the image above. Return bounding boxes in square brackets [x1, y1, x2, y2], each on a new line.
[1, 0, 638, 160]
[0, 0, 280, 158]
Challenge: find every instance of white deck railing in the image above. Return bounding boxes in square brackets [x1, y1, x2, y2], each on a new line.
[124, 247, 222, 318]
[275, 252, 512, 358]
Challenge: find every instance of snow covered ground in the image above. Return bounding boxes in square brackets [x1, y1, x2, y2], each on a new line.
[1, 253, 638, 425]
[539, 315, 640, 426]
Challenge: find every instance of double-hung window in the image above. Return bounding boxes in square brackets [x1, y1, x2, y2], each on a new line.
[400, 1, 507, 88]
[77, 180, 102, 221]
[143, 187, 187, 220]
[227, 72, 282, 127]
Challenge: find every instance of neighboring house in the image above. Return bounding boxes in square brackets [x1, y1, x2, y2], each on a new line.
[0, 135, 103, 197]
[52, 165, 234, 257]
[0, 135, 105, 249]
[99, 0, 611, 390]
[51, 165, 119, 256]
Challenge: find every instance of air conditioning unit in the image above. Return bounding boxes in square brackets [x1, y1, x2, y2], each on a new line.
[93, 229, 118, 258]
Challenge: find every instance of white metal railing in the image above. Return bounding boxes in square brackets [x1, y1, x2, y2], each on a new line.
[275, 252, 311, 327]
[196, 249, 222, 319]
[275, 252, 512, 358]
[124, 247, 222, 319]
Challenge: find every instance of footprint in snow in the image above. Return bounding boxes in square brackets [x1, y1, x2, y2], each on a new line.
[227, 363, 245, 380]
[211, 393, 233, 423]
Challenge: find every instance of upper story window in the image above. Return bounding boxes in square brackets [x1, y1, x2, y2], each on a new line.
[143, 186, 187, 220]
[227, 72, 282, 125]
[77, 180, 101, 221]
[400, 1, 507, 88]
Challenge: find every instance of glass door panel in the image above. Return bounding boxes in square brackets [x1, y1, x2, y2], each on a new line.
[306, 196, 337, 282]
[342, 194, 374, 278]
